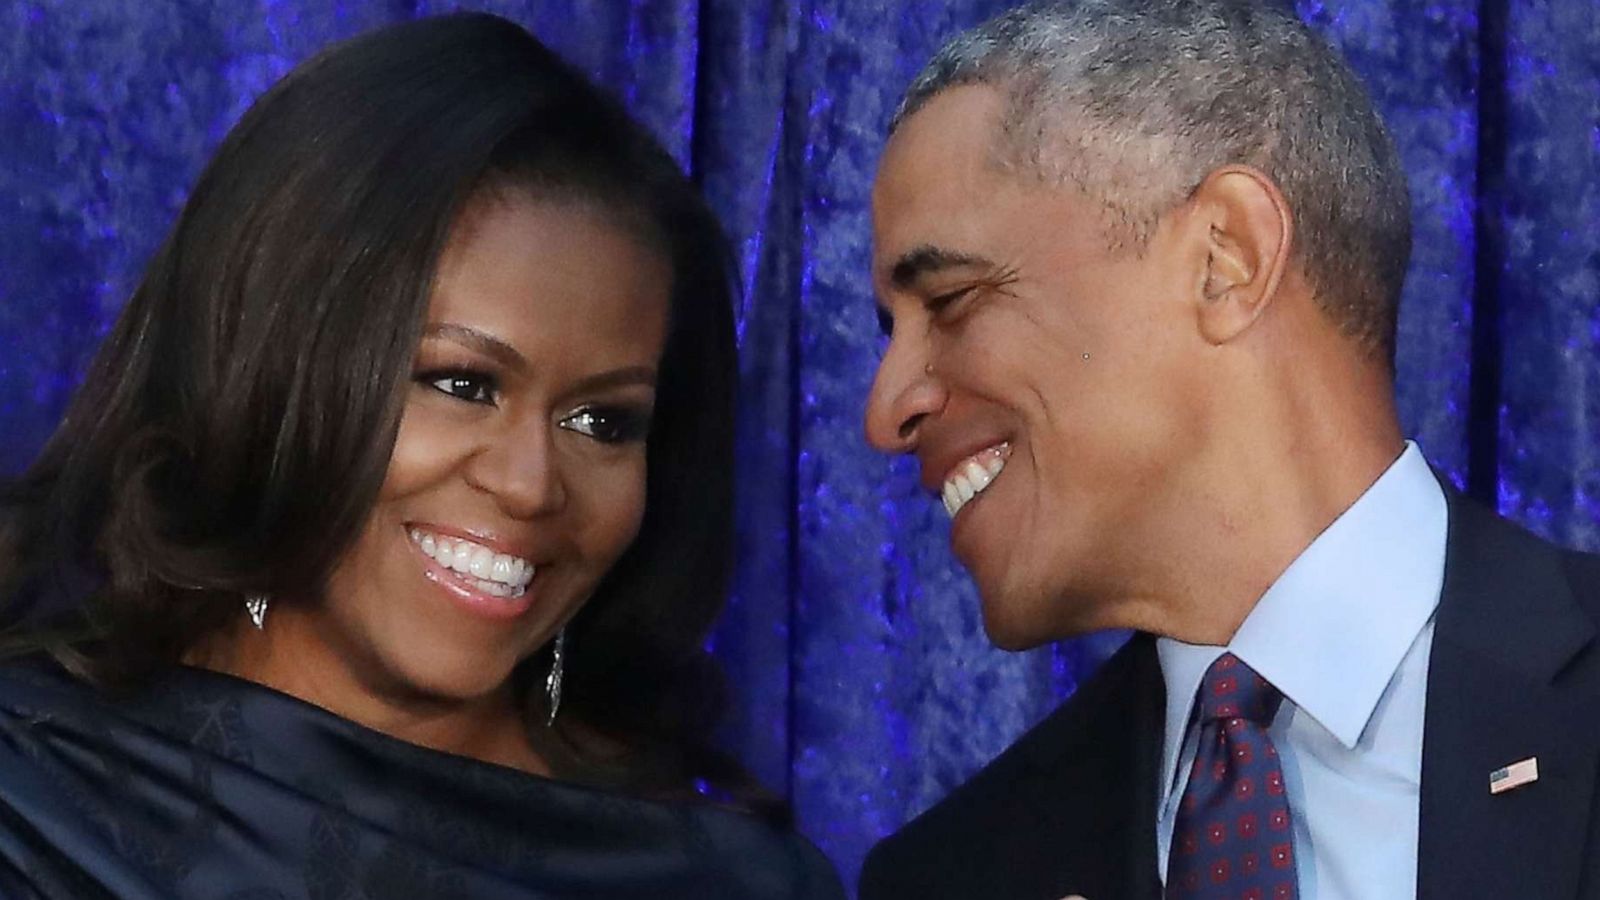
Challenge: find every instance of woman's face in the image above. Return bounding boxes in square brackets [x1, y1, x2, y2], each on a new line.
[275, 192, 670, 714]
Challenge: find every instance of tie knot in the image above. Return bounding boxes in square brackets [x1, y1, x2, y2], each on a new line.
[1195, 652, 1282, 725]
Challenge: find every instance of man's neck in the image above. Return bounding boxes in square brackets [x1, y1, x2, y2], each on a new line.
[1137, 362, 1406, 645]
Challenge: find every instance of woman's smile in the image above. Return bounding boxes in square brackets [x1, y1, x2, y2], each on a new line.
[251, 193, 671, 711]
[407, 524, 541, 620]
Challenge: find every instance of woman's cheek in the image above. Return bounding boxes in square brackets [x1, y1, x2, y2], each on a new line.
[580, 452, 650, 559]
[379, 401, 477, 498]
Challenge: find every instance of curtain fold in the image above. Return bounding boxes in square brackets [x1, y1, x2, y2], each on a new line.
[2, 1, 1596, 894]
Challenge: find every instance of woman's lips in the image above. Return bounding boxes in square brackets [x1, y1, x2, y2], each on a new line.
[407, 528, 538, 621]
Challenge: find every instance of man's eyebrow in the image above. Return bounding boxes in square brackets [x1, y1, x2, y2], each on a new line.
[888, 244, 996, 290]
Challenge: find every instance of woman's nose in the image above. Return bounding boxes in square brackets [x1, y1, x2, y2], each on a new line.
[464, 418, 568, 519]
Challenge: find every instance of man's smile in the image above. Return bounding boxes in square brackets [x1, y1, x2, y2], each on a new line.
[939, 442, 1011, 518]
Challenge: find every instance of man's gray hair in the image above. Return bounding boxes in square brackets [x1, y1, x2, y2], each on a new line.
[894, 0, 1412, 362]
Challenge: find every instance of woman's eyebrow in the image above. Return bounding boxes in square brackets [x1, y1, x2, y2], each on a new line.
[423, 323, 657, 392]
[422, 323, 527, 371]
[570, 366, 658, 393]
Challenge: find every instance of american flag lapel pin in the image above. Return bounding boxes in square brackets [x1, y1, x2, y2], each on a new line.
[1489, 757, 1539, 795]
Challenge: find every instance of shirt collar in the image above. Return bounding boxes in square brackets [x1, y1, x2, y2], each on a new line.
[1157, 442, 1447, 786]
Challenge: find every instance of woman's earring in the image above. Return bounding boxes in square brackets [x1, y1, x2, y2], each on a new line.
[245, 595, 269, 630]
[545, 629, 566, 726]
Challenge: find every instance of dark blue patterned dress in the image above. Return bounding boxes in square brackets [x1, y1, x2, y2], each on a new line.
[0, 658, 844, 899]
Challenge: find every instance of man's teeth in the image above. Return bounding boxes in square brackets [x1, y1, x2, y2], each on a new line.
[941, 447, 1008, 519]
[410, 529, 535, 598]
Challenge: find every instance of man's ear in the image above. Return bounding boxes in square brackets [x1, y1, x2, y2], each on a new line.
[1188, 165, 1292, 346]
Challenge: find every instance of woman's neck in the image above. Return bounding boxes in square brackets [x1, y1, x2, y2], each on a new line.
[186, 610, 552, 777]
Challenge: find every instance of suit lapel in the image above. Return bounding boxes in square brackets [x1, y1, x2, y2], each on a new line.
[1017, 633, 1165, 900]
[1419, 492, 1600, 899]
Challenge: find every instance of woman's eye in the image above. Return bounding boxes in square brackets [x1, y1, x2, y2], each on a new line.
[421, 371, 497, 404]
[558, 406, 650, 445]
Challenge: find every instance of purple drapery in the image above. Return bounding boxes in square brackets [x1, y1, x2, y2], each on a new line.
[2, 0, 1597, 892]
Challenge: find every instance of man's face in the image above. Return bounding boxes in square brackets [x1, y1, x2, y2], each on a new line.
[865, 86, 1212, 648]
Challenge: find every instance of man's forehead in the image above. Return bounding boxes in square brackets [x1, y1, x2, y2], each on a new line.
[872, 86, 1010, 268]
[877, 85, 1005, 191]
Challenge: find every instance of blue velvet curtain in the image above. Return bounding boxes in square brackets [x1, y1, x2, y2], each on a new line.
[1, 0, 1596, 892]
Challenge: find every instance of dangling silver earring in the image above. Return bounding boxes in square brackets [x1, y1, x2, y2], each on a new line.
[245, 594, 269, 630]
[544, 629, 566, 726]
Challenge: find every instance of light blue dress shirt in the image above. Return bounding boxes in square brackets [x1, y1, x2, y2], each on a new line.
[1155, 442, 1447, 899]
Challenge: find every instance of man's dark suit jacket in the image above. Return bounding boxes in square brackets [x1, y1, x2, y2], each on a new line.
[860, 491, 1600, 899]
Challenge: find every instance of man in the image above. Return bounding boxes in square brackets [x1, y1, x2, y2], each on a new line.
[858, 2, 1600, 899]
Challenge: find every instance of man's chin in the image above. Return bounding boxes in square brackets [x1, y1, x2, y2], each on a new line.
[978, 595, 1076, 651]
[974, 571, 1111, 649]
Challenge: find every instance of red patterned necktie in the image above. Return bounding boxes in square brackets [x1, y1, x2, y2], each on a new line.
[1165, 652, 1298, 899]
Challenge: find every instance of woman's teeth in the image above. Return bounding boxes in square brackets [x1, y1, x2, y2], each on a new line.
[410, 529, 535, 598]
[941, 444, 1009, 519]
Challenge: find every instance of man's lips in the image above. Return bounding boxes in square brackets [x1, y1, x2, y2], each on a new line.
[917, 435, 1015, 495]
[936, 443, 1011, 519]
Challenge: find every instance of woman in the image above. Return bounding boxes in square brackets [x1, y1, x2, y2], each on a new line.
[0, 14, 842, 899]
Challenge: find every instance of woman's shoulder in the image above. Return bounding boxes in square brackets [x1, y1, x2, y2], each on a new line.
[0, 652, 186, 722]
[0, 653, 849, 899]
[0, 652, 90, 713]
[669, 800, 845, 899]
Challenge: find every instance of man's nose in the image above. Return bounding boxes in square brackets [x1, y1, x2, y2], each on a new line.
[863, 335, 946, 455]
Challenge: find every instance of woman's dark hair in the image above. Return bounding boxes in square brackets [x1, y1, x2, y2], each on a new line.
[0, 14, 752, 811]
